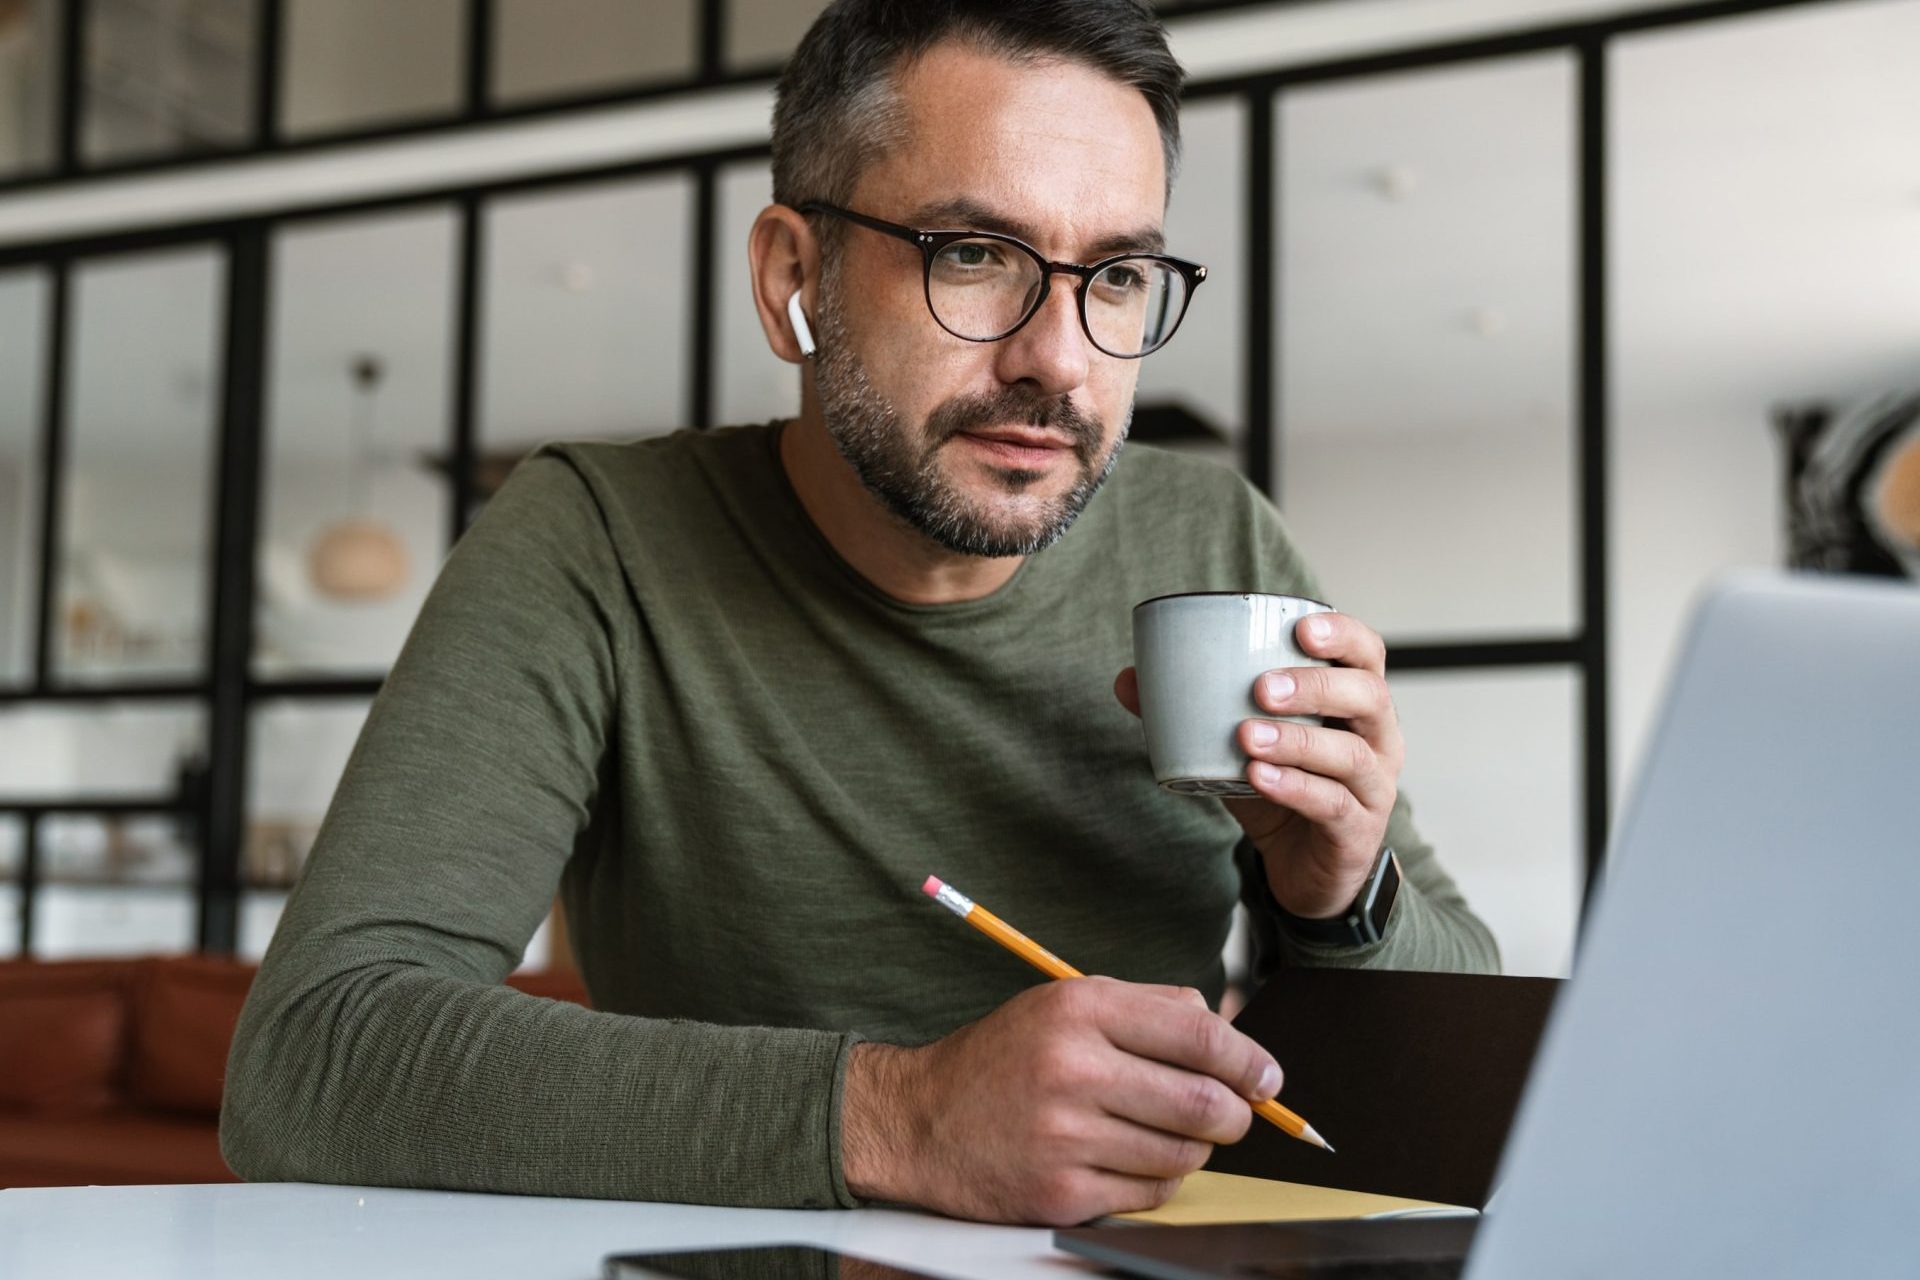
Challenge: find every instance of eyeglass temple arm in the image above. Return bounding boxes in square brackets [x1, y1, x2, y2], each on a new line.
[797, 201, 927, 248]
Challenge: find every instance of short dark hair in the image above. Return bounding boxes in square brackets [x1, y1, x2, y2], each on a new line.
[770, 0, 1185, 214]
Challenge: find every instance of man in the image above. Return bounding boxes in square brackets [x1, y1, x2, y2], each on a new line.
[222, 0, 1496, 1228]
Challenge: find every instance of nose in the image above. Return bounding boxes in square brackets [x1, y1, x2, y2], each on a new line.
[990, 270, 1092, 398]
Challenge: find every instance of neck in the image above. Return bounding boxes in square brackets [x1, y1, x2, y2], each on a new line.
[778, 407, 1025, 607]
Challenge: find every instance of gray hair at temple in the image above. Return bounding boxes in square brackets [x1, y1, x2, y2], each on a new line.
[769, 0, 1186, 220]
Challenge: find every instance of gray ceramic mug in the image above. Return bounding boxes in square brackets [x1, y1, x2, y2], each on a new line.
[1131, 592, 1335, 797]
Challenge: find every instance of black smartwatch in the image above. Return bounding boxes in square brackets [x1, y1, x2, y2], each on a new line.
[1273, 847, 1402, 946]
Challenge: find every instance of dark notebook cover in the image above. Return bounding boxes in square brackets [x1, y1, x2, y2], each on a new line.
[1206, 967, 1561, 1211]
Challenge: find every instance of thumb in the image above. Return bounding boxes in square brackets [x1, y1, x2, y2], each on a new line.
[1113, 667, 1142, 718]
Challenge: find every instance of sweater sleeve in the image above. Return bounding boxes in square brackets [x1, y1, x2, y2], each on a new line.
[220, 450, 861, 1209]
[1231, 479, 1502, 978]
[1235, 793, 1502, 979]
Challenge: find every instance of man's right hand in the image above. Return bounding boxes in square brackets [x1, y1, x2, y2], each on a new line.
[840, 976, 1283, 1225]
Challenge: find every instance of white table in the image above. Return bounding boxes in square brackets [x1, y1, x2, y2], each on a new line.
[0, 1182, 1106, 1279]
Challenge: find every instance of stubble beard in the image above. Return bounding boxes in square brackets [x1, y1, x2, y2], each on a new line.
[810, 264, 1129, 559]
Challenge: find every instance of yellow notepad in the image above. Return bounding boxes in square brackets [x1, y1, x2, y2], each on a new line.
[1109, 1170, 1473, 1226]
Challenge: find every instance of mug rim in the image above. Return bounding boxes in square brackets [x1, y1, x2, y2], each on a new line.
[1132, 590, 1334, 612]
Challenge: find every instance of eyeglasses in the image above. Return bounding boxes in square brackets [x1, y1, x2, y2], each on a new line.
[799, 201, 1206, 360]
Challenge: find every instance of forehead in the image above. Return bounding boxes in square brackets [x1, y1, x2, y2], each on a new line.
[854, 41, 1169, 258]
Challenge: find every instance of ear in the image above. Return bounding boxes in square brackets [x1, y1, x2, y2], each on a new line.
[749, 204, 820, 365]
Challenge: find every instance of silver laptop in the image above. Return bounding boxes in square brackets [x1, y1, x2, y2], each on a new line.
[1468, 570, 1920, 1278]
[1057, 570, 1920, 1280]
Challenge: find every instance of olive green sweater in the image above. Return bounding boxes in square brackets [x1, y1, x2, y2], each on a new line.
[221, 424, 1496, 1209]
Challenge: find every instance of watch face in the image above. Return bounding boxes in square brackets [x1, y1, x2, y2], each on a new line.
[1363, 851, 1402, 940]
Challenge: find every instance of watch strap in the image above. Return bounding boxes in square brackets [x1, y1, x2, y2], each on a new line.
[1272, 847, 1401, 946]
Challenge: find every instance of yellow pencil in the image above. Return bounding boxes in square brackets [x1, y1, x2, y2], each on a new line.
[921, 875, 1332, 1153]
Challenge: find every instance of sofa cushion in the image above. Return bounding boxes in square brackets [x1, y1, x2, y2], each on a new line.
[0, 990, 126, 1116]
[0, 961, 135, 1116]
[506, 967, 591, 1006]
[0, 1108, 236, 1188]
[126, 956, 257, 1118]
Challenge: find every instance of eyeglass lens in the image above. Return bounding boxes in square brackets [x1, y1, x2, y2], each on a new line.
[928, 239, 1189, 357]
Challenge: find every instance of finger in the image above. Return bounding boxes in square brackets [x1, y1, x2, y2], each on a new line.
[1121, 982, 1210, 1010]
[1092, 1171, 1187, 1217]
[1246, 761, 1366, 830]
[1114, 667, 1142, 718]
[1040, 1170, 1184, 1226]
[1238, 718, 1393, 810]
[1294, 611, 1387, 675]
[1084, 1112, 1218, 1179]
[1254, 665, 1397, 743]
[1100, 999, 1281, 1103]
[1100, 1057, 1257, 1147]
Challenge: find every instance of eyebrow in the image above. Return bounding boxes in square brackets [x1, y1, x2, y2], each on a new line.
[905, 195, 1167, 258]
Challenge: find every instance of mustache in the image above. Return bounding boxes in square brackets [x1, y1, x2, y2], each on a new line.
[924, 390, 1105, 463]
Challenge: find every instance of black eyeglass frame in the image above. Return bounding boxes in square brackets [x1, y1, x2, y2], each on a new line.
[798, 201, 1208, 360]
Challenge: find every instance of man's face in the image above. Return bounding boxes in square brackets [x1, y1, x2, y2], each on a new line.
[813, 42, 1169, 557]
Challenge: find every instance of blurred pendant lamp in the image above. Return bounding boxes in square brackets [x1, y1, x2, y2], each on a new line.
[309, 354, 410, 601]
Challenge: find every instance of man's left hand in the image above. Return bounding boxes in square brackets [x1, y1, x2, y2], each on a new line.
[1115, 611, 1402, 922]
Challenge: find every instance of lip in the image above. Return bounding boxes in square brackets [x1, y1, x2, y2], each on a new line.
[955, 427, 1076, 468]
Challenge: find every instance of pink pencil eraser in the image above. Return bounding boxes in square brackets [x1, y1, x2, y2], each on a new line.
[922, 875, 944, 897]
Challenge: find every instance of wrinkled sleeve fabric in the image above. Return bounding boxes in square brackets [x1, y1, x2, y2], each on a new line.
[220, 451, 860, 1208]
[1232, 481, 1501, 978]
[1236, 798, 1502, 980]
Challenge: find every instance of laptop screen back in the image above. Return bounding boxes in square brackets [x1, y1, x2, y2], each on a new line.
[1467, 572, 1920, 1279]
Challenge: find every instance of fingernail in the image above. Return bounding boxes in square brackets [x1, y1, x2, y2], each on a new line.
[1262, 673, 1296, 703]
[1246, 721, 1278, 747]
[1256, 1063, 1281, 1100]
[1307, 616, 1333, 641]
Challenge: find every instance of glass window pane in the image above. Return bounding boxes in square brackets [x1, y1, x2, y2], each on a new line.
[491, 0, 695, 107]
[0, 813, 18, 877]
[724, 0, 826, 72]
[0, 815, 18, 958]
[55, 247, 222, 684]
[1135, 95, 1244, 473]
[0, 702, 205, 799]
[478, 174, 693, 475]
[257, 208, 456, 677]
[1389, 668, 1581, 978]
[245, 698, 368, 890]
[0, 269, 49, 685]
[35, 883, 195, 956]
[82, 0, 257, 166]
[281, 0, 465, 139]
[1278, 57, 1578, 642]
[42, 812, 194, 886]
[0, 0, 62, 177]
[1612, 0, 1920, 796]
[714, 160, 793, 428]
[0, 886, 18, 958]
[237, 886, 285, 959]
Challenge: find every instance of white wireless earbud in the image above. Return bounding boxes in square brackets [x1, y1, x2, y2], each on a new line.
[786, 288, 817, 359]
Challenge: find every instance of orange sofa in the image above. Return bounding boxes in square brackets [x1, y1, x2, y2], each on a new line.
[0, 955, 589, 1189]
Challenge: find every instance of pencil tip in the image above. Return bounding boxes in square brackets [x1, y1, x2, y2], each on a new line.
[1302, 1124, 1334, 1152]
